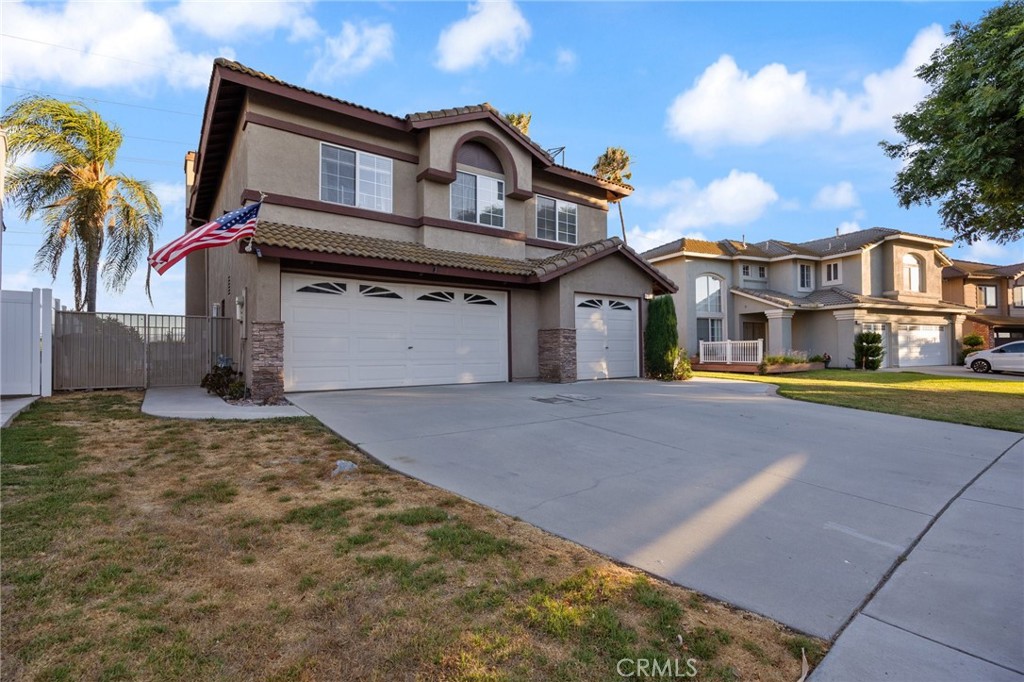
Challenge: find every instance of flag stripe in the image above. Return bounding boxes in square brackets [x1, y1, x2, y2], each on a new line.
[149, 203, 261, 275]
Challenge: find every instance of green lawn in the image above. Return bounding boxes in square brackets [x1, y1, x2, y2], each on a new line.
[694, 370, 1024, 432]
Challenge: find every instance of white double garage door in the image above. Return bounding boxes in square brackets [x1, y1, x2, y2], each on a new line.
[282, 274, 639, 391]
[867, 322, 948, 367]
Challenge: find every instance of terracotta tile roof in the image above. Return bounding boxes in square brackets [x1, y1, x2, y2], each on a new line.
[945, 259, 1024, 279]
[643, 238, 728, 259]
[255, 222, 538, 276]
[966, 313, 1024, 326]
[732, 286, 969, 311]
[253, 222, 676, 292]
[407, 103, 499, 122]
[215, 59, 404, 123]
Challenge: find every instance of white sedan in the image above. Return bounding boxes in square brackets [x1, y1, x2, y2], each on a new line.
[965, 341, 1024, 374]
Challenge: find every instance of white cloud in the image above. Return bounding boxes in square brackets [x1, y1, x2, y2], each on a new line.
[839, 25, 945, 133]
[151, 181, 186, 214]
[666, 55, 841, 147]
[170, 0, 320, 42]
[837, 221, 862, 235]
[627, 228, 709, 255]
[555, 47, 577, 73]
[1, 0, 228, 90]
[308, 21, 394, 83]
[813, 181, 859, 210]
[666, 25, 947, 148]
[637, 170, 779, 228]
[961, 239, 1024, 264]
[435, 1, 531, 72]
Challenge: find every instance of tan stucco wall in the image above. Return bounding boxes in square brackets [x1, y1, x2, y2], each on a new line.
[791, 311, 839, 360]
[510, 289, 540, 380]
[420, 225, 524, 260]
[419, 122, 533, 194]
[889, 242, 944, 301]
[655, 256, 732, 355]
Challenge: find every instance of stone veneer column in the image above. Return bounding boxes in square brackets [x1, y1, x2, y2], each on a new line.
[250, 321, 284, 403]
[538, 328, 577, 383]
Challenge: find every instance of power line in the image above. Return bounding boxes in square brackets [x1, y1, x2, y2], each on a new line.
[0, 82, 201, 117]
[1, 33, 201, 75]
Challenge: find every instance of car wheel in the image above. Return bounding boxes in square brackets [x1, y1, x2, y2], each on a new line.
[970, 359, 991, 373]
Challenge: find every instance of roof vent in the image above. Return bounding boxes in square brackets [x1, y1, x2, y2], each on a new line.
[741, 234, 746, 248]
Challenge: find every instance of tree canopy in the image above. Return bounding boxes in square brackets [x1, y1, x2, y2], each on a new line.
[593, 146, 633, 243]
[503, 111, 531, 136]
[881, 1, 1024, 244]
[2, 96, 162, 311]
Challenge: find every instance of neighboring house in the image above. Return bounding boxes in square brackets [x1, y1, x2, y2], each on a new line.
[942, 259, 1024, 347]
[644, 227, 974, 368]
[183, 59, 675, 400]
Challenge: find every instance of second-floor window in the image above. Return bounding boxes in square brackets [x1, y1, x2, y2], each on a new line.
[1014, 285, 1024, 308]
[536, 196, 577, 244]
[799, 263, 813, 290]
[902, 253, 923, 292]
[742, 265, 750, 277]
[758, 265, 767, 278]
[824, 260, 841, 284]
[452, 171, 504, 228]
[978, 285, 997, 308]
[320, 143, 393, 213]
[696, 275, 722, 313]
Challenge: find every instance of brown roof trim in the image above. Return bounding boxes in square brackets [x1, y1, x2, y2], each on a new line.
[420, 215, 526, 242]
[535, 241, 677, 293]
[526, 237, 574, 251]
[244, 112, 418, 164]
[541, 165, 632, 201]
[408, 105, 554, 165]
[417, 167, 456, 184]
[444, 130, 533, 200]
[253, 244, 529, 284]
[534, 186, 608, 212]
[241, 189, 421, 228]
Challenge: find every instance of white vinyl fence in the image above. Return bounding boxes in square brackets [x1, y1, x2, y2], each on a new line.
[698, 339, 764, 365]
[1, 288, 53, 397]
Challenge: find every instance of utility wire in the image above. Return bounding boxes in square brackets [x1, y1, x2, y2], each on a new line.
[0, 82, 201, 118]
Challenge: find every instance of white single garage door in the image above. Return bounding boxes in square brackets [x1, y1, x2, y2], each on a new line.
[898, 324, 947, 367]
[575, 295, 639, 380]
[281, 274, 507, 391]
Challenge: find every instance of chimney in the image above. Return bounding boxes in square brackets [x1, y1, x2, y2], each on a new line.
[184, 151, 196, 222]
[741, 233, 746, 248]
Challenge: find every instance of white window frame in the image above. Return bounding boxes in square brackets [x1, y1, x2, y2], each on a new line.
[978, 285, 997, 308]
[824, 260, 842, 285]
[758, 265, 767, 279]
[536, 195, 578, 244]
[902, 253, 923, 292]
[1013, 285, 1024, 308]
[451, 170, 505, 228]
[798, 263, 814, 291]
[741, 264, 751, 277]
[695, 275, 723, 313]
[697, 318, 724, 343]
[319, 142, 393, 213]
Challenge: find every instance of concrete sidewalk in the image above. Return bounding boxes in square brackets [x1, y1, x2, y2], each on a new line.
[142, 386, 307, 420]
[1, 396, 38, 428]
[811, 438, 1024, 681]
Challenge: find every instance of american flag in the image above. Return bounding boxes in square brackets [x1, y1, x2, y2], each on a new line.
[149, 202, 262, 275]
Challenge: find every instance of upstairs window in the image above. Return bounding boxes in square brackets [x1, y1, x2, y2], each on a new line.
[536, 196, 577, 244]
[758, 265, 767, 278]
[824, 260, 841, 284]
[798, 263, 813, 290]
[741, 264, 751, 277]
[978, 285, 997, 308]
[451, 171, 504, 228]
[695, 275, 722, 313]
[902, 253, 923, 292]
[1014, 285, 1024, 308]
[320, 143, 393, 212]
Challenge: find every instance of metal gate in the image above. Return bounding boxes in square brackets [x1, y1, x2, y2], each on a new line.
[53, 312, 234, 390]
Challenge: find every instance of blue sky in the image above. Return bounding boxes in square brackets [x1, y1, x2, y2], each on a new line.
[2, 0, 1021, 313]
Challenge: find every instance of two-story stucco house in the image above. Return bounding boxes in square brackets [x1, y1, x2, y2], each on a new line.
[182, 60, 675, 399]
[644, 227, 974, 368]
[942, 260, 1024, 347]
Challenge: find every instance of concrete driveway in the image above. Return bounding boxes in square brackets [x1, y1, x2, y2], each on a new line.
[289, 378, 1022, 665]
[881, 364, 1024, 381]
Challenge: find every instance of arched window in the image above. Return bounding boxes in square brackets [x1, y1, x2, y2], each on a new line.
[452, 141, 505, 228]
[902, 253, 923, 292]
[695, 275, 722, 313]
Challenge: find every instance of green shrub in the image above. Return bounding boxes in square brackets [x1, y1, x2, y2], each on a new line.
[852, 331, 885, 370]
[807, 354, 825, 363]
[963, 333, 985, 350]
[644, 295, 689, 380]
[200, 365, 243, 398]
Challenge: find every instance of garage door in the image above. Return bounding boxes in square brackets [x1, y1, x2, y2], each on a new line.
[898, 324, 946, 367]
[282, 274, 507, 391]
[575, 295, 639, 380]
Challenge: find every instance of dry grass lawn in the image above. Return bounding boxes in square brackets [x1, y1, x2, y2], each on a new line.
[2, 392, 825, 681]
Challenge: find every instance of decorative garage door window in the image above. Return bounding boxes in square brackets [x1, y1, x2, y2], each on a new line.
[609, 300, 632, 311]
[297, 281, 347, 295]
[465, 293, 497, 306]
[577, 299, 603, 309]
[417, 291, 455, 303]
[359, 284, 402, 299]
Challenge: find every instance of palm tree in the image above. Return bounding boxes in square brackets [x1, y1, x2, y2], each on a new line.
[503, 111, 532, 136]
[593, 146, 632, 244]
[2, 96, 162, 311]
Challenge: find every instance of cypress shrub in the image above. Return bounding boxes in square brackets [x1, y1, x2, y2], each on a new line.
[645, 295, 687, 380]
[852, 331, 885, 370]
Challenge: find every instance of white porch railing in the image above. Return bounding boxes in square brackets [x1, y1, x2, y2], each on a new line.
[699, 339, 764, 365]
